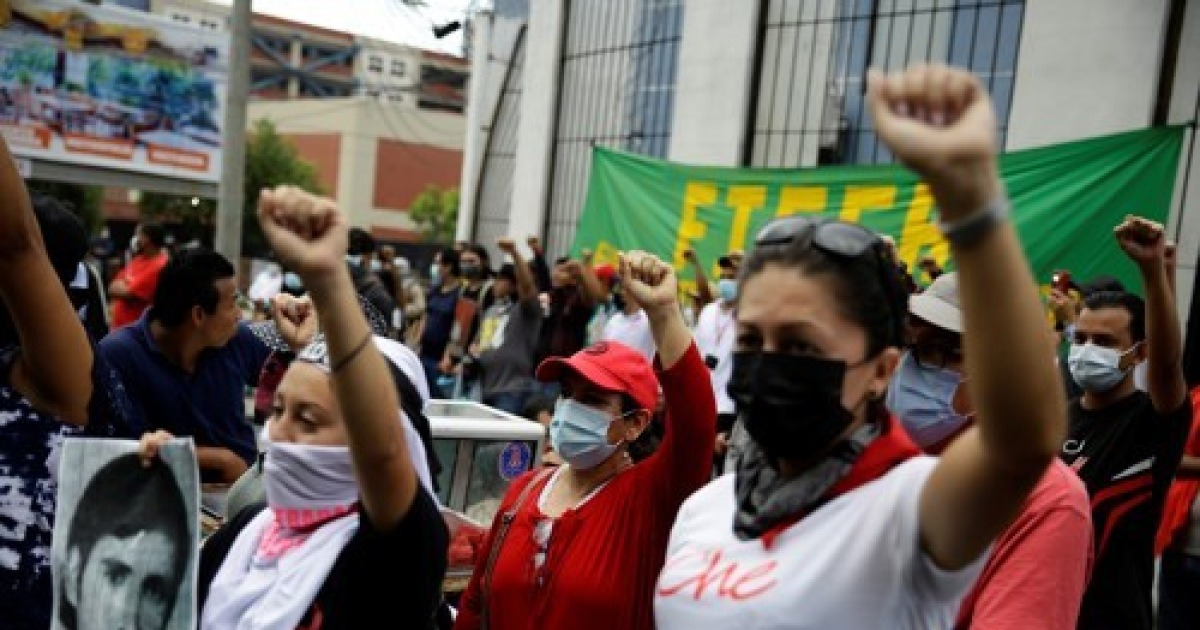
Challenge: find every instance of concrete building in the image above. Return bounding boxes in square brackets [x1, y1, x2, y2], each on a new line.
[457, 0, 1200, 366]
[112, 0, 470, 241]
[247, 97, 465, 240]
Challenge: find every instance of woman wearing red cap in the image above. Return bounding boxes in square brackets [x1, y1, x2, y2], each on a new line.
[454, 251, 716, 630]
[654, 64, 1066, 628]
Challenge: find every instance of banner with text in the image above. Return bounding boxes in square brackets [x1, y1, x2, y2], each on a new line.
[0, 0, 227, 181]
[572, 126, 1185, 293]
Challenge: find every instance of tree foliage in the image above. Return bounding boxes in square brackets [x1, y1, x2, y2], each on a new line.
[242, 118, 324, 255]
[410, 185, 459, 244]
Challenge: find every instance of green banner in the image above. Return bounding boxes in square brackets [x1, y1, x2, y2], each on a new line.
[572, 126, 1185, 295]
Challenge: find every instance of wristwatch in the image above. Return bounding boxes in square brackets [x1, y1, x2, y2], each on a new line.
[938, 197, 1011, 248]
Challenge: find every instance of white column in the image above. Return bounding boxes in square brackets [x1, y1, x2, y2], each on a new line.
[507, 0, 566, 240]
[456, 10, 494, 242]
[1006, 0, 1169, 151]
[1167, 0, 1200, 325]
[667, 0, 761, 166]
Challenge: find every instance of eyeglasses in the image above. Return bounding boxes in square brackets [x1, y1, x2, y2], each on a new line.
[909, 343, 963, 370]
[754, 215, 906, 347]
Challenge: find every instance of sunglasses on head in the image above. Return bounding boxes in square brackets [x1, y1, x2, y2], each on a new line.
[754, 214, 906, 348]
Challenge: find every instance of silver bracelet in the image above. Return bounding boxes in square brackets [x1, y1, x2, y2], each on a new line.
[938, 197, 1010, 247]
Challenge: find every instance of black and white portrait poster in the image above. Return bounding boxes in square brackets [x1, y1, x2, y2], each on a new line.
[51, 438, 199, 630]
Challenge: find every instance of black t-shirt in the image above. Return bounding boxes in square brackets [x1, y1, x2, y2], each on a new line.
[198, 489, 448, 629]
[1061, 390, 1192, 630]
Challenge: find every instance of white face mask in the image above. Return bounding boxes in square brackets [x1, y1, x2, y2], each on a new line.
[262, 429, 358, 511]
[1068, 342, 1137, 393]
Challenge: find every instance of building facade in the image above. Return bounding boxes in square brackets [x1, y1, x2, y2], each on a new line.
[458, 0, 1200, 359]
[126, 0, 470, 240]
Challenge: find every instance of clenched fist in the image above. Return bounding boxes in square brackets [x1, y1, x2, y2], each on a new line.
[619, 251, 678, 316]
[258, 186, 347, 283]
[868, 63, 1001, 221]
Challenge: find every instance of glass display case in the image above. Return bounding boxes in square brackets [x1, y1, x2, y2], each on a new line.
[429, 401, 546, 591]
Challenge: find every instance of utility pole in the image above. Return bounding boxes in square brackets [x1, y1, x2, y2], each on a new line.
[215, 0, 250, 266]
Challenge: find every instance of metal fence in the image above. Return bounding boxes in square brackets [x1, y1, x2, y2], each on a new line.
[472, 28, 527, 253]
[747, 0, 1025, 168]
[543, 0, 684, 258]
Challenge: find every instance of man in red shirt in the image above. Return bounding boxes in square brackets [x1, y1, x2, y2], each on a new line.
[109, 223, 168, 329]
[887, 272, 1094, 629]
[1155, 386, 1200, 629]
[455, 250, 715, 630]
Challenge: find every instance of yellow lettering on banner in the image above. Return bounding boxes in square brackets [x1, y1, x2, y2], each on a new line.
[840, 185, 897, 224]
[898, 184, 949, 269]
[776, 187, 828, 217]
[726, 186, 768, 254]
[672, 182, 718, 269]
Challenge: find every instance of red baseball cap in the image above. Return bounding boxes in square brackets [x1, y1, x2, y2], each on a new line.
[535, 341, 658, 411]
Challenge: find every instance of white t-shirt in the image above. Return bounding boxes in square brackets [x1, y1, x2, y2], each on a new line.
[602, 308, 656, 361]
[693, 301, 737, 414]
[654, 457, 986, 629]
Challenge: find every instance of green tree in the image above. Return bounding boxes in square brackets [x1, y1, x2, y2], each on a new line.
[27, 179, 103, 235]
[138, 191, 216, 245]
[410, 185, 459, 244]
[242, 118, 324, 255]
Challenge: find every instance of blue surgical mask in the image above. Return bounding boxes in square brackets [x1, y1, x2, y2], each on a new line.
[346, 254, 363, 268]
[1068, 343, 1136, 393]
[550, 398, 623, 470]
[887, 352, 971, 450]
[717, 279, 738, 302]
[369, 259, 383, 273]
[430, 264, 441, 285]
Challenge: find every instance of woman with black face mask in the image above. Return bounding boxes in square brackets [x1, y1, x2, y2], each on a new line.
[654, 64, 1066, 628]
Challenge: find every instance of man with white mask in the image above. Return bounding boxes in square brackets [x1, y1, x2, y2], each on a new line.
[693, 256, 739, 472]
[888, 272, 1093, 629]
[1059, 215, 1191, 630]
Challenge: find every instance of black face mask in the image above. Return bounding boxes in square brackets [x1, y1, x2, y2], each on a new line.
[727, 350, 856, 463]
[461, 263, 483, 279]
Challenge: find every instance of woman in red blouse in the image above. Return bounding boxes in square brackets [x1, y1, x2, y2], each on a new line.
[455, 251, 716, 630]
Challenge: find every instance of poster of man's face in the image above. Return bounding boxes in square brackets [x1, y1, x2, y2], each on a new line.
[51, 438, 199, 630]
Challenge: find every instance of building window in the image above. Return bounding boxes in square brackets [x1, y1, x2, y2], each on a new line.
[170, 12, 191, 24]
[543, 0, 684, 258]
[388, 93, 404, 103]
[369, 55, 383, 73]
[749, 0, 1025, 167]
[391, 60, 406, 77]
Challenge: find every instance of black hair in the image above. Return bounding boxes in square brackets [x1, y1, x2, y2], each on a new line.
[466, 244, 492, 267]
[554, 256, 571, 266]
[347, 227, 377, 256]
[1081, 275, 1125, 298]
[1084, 290, 1147, 342]
[150, 247, 235, 328]
[138, 222, 167, 249]
[496, 263, 517, 283]
[622, 393, 663, 463]
[437, 248, 461, 278]
[717, 256, 734, 270]
[0, 194, 87, 347]
[741, 227, 908, 357]
[60, 453, 190, 629]
[522, 396, 556, 422]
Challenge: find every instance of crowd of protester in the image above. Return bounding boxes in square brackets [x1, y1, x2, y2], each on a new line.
[0, 63, 1198, 629]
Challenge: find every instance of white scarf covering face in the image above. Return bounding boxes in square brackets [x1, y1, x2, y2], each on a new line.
[201, 434, 360, 630]
[201, 336, 437, 629]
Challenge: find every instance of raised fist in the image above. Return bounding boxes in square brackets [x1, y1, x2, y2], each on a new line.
[1114, 215, 1166, 268]
[619, 251, 678, 315]
[868, 63, 1000, 220]
[257, 186, 347, 282]
[497, 237, 516, 254]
